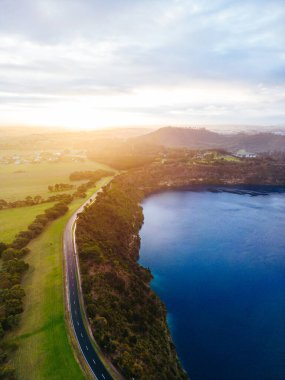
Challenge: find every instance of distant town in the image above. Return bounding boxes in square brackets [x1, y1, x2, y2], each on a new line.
[0, 150, 87, 165]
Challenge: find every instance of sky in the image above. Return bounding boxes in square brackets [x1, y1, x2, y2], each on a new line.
[0, 0, 285, 130]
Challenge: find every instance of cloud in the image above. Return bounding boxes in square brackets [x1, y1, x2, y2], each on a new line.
[0, 0, 284, 128]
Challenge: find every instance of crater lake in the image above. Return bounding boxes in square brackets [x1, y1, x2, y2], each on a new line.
[139, 188, 285, 380]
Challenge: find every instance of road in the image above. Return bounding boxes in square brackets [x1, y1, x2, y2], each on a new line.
[63, 190, 114, 380]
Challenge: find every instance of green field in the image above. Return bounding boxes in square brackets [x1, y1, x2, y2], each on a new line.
[0, 160, 111, 201]
[0, 203, 55, 244]
[222, 155, 241, 162]
[8, 178, 111, 380]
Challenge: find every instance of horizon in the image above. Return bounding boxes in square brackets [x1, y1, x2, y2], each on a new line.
[1, 123, 285, 135]
[0, 0, 285, 131]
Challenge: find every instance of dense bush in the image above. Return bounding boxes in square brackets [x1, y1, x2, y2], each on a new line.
[70, 170, 113, 199]
[12, 201, 69, 249]
[48, 183, 74, 192]
[1, 248, 29, 261]
[0, 244, 7, 257]
[0, 196, 43, 210]
[69, 169, 113, 182]
[0, 252, 28, 380]
[76, 176, 187, 380]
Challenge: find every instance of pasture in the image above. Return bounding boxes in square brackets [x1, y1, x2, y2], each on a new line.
[0, 203, 55, 244]
[9, 178, 111, 380]
[0, 160, 111, 201]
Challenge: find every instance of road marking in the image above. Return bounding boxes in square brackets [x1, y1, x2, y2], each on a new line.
[81, 333, 83, 337]
[77, 321, 79, 326]
[86, 345, 89, 350]
[102, 374, 105, 379]
[74, 301, 75, 304]
[92, 359, 96, 365]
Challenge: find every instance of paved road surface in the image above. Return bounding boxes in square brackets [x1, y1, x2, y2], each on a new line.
[64, 193, 114, 380]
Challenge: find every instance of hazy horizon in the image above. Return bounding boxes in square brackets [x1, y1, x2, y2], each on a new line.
[1, 123, 285, 135]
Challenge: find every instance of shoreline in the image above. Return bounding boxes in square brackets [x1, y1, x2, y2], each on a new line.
[138, 185, 285, 379]
[75, 162, 285, 379]
[143, 184, 285, 199]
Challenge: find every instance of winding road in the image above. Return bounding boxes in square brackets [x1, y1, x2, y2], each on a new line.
[63, 188, 114, 380]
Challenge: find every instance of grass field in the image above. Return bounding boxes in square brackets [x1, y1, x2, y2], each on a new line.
[0, 160, 112, 201]
[0, 203, 55, 244]
[8, 178, 111, 380]
[222, 155, 241, 162]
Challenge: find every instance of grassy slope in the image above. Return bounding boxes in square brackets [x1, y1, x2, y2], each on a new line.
[0, 203, 54, 244]
[0, 160, 111, 201]
[9, 178, 111, 380]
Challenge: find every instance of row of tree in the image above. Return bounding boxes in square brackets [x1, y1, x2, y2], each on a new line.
[0, 196, 44, 210]
[48, 183, 74, 192]
[12, 201, 70, 250]
[69, 169, 114, 181]
[0, 243, 29, 380]
[0, 197, 72, 379]
[0, 169, 114, 378]
[69, 170, 114, 199]
[0, 194, 71, 210]
[0, 170, 113, 211]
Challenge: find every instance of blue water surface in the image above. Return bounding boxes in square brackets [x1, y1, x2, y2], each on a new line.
[139, 189, 285, 380]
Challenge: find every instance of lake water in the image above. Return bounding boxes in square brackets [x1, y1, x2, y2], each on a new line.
[139, 188, 285, 380]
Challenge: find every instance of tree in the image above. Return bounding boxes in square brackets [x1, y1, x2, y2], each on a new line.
[0, 200, 7, 210]
[33, 195, 43, 204]
[0, 362, 16, 379]
[25, 196, 33, 205]
[1, 249, 19, 262]
[0, 243, 7, 257]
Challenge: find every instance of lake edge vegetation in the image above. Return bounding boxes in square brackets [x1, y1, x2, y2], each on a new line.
[76, 152, 285, 380]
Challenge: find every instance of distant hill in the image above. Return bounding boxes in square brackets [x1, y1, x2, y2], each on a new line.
[134, 127, 285, 153]
[1, 125, 284, 153]
[0, 127, 152, 150]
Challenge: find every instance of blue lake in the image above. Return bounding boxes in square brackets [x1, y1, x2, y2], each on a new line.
[139, 189, 285, 380]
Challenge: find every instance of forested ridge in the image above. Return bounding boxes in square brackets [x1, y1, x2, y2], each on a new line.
[76, 175, 188, 380]
[76, 154, 285, 380]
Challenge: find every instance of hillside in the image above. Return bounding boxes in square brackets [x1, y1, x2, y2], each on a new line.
[0, 127, 152, 151]
[134, 127, 285, 153]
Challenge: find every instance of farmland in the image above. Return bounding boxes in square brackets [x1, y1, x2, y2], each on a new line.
[0, 203, 54, 244]
[8, 178, 111, 380]
[0, 155, 114, 379]
[0, 160, 111, 201]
